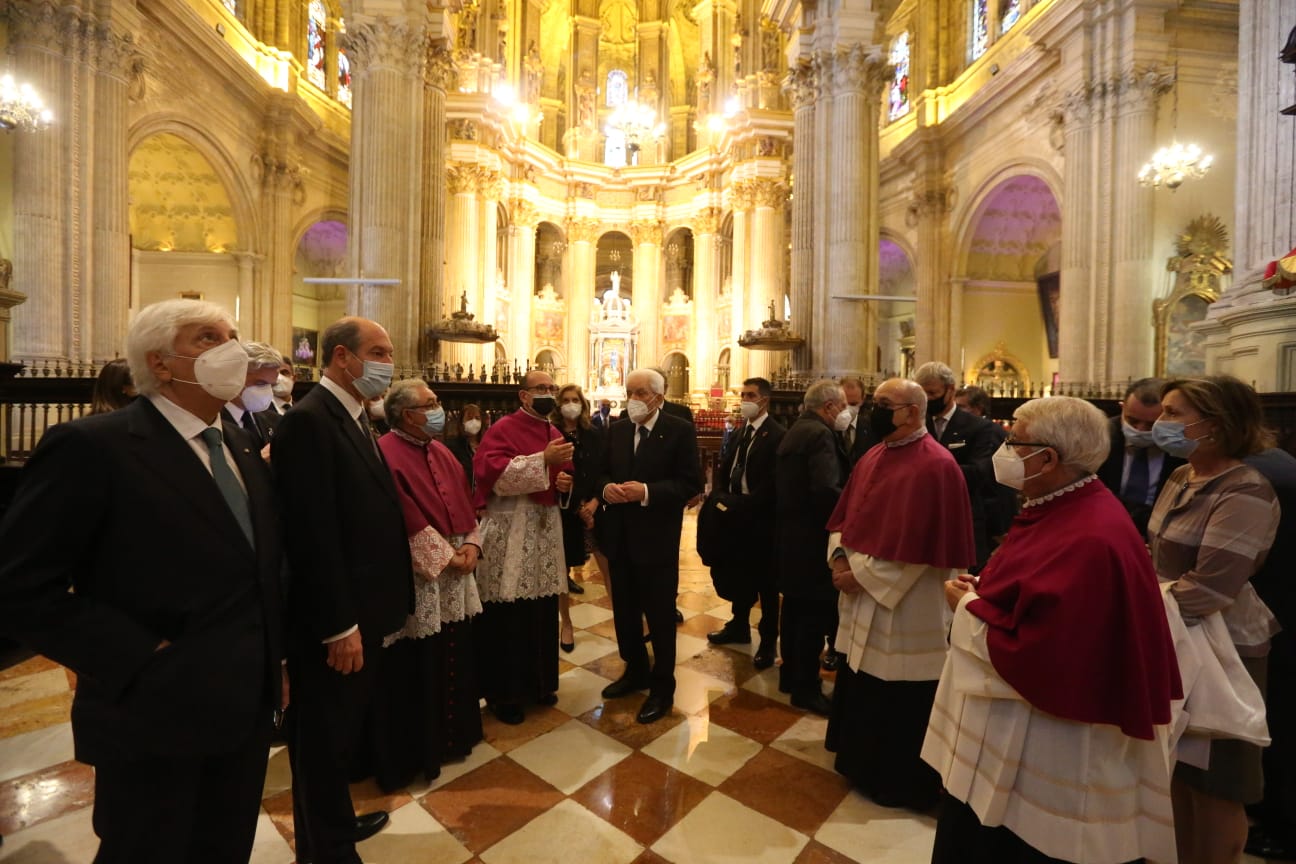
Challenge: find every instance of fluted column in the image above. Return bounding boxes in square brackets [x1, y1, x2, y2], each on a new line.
[810, 52, 832, 370]
[910, 186, 951, 365]
[254, 97, 309, 348]
[507, 203, 539, 366]
[475, 172, 502, 372]
[343, 17, 427, 365]
[785, 62, 816, 372]
[1056, 88, 1096, 383]
[565, 218, 599, 381]
[232, 252, 262, 333]
[1109, 70, 1171, 380]
[948, 277, 966, 377]
[630, 220, 663, 364]
[747, 178, 788, 380]
[691, 207, 722, 391]
[419, 45, 456, 365]
[443, 163, 481, 367]
[729, 187, 751, 379]
[89, 25, 137, 363]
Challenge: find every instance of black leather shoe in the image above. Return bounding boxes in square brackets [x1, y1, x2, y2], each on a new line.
[601, 674, 651, 699]
[707, 625, 751, 646]
[567, 576, 585, 595]
[821, 651, 843, 672]
[536, 691, 559, 706]
[354, 810, 390, 843]
[560, 639, 575, 653]
[491, 702, 525, 725]
[636, 694, 673, 724]
[674, 608, 684, 624]
[791, 690, 833, 717]
[753, 642, 775, 670]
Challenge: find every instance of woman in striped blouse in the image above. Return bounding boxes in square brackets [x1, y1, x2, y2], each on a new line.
[1147, 375, 1280, 864]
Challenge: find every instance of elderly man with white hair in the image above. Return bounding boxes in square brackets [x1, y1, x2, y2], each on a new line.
[597, 367, 702, 724]
[222, 340, 284, 456]
[923, 396, 1182, 864]
[825, 377, 977, 811]
[0, 299, 286, 864]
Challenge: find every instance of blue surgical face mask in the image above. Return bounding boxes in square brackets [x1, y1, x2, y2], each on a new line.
[1151, 418, 1208, 458]
[346, 352, 394, 400]
[420, 406, 446, 437]
[1121, 420, 1156, 449]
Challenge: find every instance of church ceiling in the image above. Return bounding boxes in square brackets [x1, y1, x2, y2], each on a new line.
[965, 176, 1060, 282]
[128, 133, 238, 253]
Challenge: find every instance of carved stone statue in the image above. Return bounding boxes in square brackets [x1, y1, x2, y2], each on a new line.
[458, 4, 478, 51]
[697, 52, 714, 114]
[524, 40, 543, 103]
[0, 258, 11, 293]
[761, 23, 779, 72]
[601, 270, 627, 319]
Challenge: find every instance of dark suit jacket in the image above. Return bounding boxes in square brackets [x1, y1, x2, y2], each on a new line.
[699, 416, 785, 570]
[840, 411, 871, 466]
[774, 411, 849, 595]
[0, 397, 284, 762]
[221, 405, 281, 451]
[271, 384, 413, 647]
[1244, 448, 1296, 632]
[596, 412, 701, 567]
[1096, 417, 1186, 539]
[929, 407, 998, 564]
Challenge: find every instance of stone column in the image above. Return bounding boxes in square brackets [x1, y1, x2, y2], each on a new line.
[507, 202, 539, 367]
[910, 185, 951, 366]
[565, 218, 599, 381]
[254, 96, 309, 348]
[691, 207, 722, 391]
[784, 61, 816, 372]
[343, 17, 427, 366]
[419, 44, 456, 366]
[231, 252, 262, 333]
[1055, 88, 1096, 384]
[89, 26, 137, 364]
[822, 45, 888, 374]
[728, 185, 751, 379]
[948, 277, 966, 378]
[630, 220, 663, 364]
[475, 172, 502, 371]
[442, 163, 482, 368]
[747, 177, 788, 380]
[1108, 69, 1170, 380]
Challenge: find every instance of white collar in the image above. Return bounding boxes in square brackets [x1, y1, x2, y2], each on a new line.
[320, 374, 364, 422]
[746, 412, 768, 433]
[937, 401, 957, 424]
[148, 392, 222, 441]
[637, 409, 660, 434]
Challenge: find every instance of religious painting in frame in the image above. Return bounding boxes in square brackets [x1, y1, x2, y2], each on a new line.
[534, 309, 564, 344]
[662, 313, 689, 346]
[1035, 272, 1060, 360]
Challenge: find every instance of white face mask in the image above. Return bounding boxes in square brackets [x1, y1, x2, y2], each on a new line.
[463, 418, 482, 436]
[272, 373, 293, 399]
[739, 400, 762, 420]
[166, 339, 248, 402]
[241, 383, 274, 413]
[627, 398, 654, 424]
[367, 400, 385, 420]
[992, 442, 1048, 490]
[833, 407, 853, 432]
[846, 403, 861, 418]
[560, 402, 583, 420]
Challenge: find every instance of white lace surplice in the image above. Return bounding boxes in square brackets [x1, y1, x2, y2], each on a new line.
[476, 451, 567, 603]
[829, 531, 954, 682]
[384, 525, 484, 646]
[921, 591, 1178, 864]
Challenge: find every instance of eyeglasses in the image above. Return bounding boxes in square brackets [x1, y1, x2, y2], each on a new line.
[1004, 438, 1052, 448]
[412, 401, 440, 410]
[526, 386, 559, 395]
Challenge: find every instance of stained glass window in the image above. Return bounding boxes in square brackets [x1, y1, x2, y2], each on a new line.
[306, 0, 327, 90]
[606, 70, 628, 108]
[1001, 0, 1022, 33]
[970, 0, 989, 61]
[888, 32, 910, 121]
[337, 48, 352, 107]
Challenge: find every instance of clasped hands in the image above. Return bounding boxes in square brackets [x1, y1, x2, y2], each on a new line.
[831, 558, 861, 594]
[443, 543, 480, 577]
[602, 481, 647, 504]
[943, 573, 978, 611]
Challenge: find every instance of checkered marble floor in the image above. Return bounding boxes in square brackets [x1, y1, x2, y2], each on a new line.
[0, 513, 1275, 863]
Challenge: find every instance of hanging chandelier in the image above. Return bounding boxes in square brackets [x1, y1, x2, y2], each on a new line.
[0, 73, 53, 132]
[606, 99, 664, 159]
[1137, 142, 1213, 191]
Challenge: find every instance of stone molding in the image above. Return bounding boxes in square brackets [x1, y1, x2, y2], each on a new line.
[827, 45, 891, 99]
[425, 42, 458, 91]
[565, 218, 602, 243]
[783, 62, 818, 110]
[342, 18, 428, 73]
[510, 199, 539, 228]
[692, 206, 723, 235]
[629, 220, 664, 246]
[445, 162, 502, 197]
[1050, 65, 1173, 129]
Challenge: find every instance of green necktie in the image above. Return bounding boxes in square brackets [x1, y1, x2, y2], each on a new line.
[200, 427, 255, 548]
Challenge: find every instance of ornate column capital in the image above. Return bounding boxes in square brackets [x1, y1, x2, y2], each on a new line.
[904, 186, 955, 227]
[565, 218, 601, 243]
[425, 41, 459, 91]
[748, 177, 788, 210]
[1112, 66, 1173, 112]
[7, 1, 72, 52]
[831, 45, 892, 99]
[446, 162, 477, 195]
[629, 220, 664, 247]
[342, 18, 428, 73]
[692, 206, 723, 235]
[90, 25, 144, 84]
[730, 179, 757, 211]
[510, 199, 540, 229]
[782, 61, 818, 109]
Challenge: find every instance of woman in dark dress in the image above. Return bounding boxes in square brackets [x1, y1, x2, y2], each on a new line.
[445, 403, 488, 490]
[555, 384, 606, 652]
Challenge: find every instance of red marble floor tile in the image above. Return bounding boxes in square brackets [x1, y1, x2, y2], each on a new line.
[418, 756, 563, 854]
[717, 747, 851, 836]
[0, 654, 60, 682]
[577, 702, 684, 750]
[482, 704, 570, 754]
[676, 591, 718, 612]
[0, 691, 74, 740]
[794, 839, 861, 864]
[591, 594, 616, 610]
[583, 651, 630, 681]
[586, 618, 620, 641]
[570, 752, 711, 847]
[631, 848, 674, 864]
[676, 612, 726, 640]
[705, 688, 803, 745]
[0, 759, 95, 835]
[348, 777, 413, 815]
[262, 789, 298, 851]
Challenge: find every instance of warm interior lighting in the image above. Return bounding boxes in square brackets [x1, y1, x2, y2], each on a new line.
[0, 73, 53, 132]
[1137, 142, 1213, 190]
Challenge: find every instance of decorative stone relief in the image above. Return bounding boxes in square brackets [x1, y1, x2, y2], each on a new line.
[342, 19, 428, 72]
[565, 218, 602, 243]
[425, 42, 459, 91]
[692, 207, 723, 235]
[783, 62, 817, 109]
[629, 220, 663, 246]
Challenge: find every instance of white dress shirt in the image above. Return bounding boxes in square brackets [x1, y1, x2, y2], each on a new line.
[147, 393, 246, 493]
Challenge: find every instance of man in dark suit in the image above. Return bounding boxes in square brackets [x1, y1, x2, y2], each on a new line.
[222, 340, 283, 456]
[776, 379, 850, 715]
[598, 368, 702, 724]
[839, 376, 871, 466]
[704, 377, 785, 669]
[0, 299, 285, 864]
[1096, 378, 1185, 539]
[272, 357, 295, 413]
[914, 362, 999, 568]
[272, 316, 414, 864]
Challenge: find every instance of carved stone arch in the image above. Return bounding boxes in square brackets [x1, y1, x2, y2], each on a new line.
[968, 342, 1032, 394]
[950, 158, 1063, 279]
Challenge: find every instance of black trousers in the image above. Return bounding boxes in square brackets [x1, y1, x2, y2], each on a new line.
[712, 561, 780, 644]
[609, 555, 679, 699]
[779, 586, 837, 697]
[1258, 630, 1296, 834]
[287, 642, 382, 864]
[474, 595, 560, 707]
[932, 793, 1144, 864]
[91, 720, 271, 864]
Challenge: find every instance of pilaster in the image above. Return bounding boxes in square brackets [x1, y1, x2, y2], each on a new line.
[784, 60, 816, 371]
[691, 207, 722, 392]
[630, 219, 664, 364]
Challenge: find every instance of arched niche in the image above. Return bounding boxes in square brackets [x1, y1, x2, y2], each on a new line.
[290, 219, 349, 370]
[662, 351, 690, 401]
[664, 227, 695, 301]
[878, 236, 916, 377]
[534, 222, 567, 297]
[534, 347, 565, 378]
[595, 231, 634, 300]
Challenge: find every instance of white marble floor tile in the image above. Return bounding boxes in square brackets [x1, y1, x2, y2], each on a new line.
[641, 714, 761, 786]
[561, 631, 619, 666]
[674, 632, 712, 663]
[0, 802, 99, 863]
[740, 665, 794, 706]
[706, 601, 734, 620]
[249, 811, 295, 864]
[673, 664, 736, 716]
[556, 665, 617, 717]
[814, 790, 936, 864]
[480, 798, 642, 864]
[770, 714, 835, 772]
[355, 799, 472, 864]
[0, 722, 74, 782]
[0, 669, 69, 711]
[508, 719, 632, 794]
[568, 602, 615, 629]
[651, 790, 809, 864]
[404, 740, 502, 797]
[261, 745, 292, 798]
